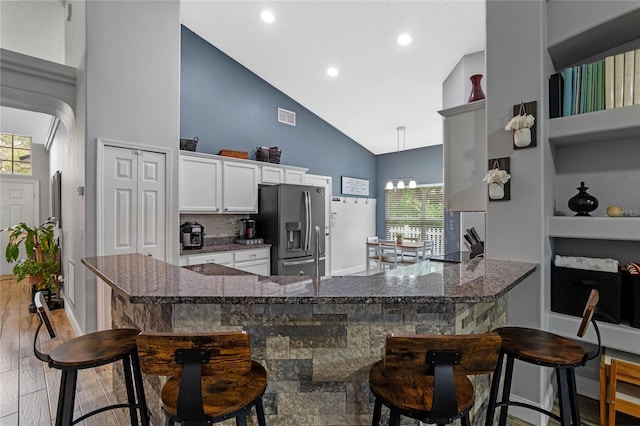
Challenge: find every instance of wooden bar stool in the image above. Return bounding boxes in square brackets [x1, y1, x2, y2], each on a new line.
[33, 291, 148, 426]
[369, 332, 502, 425]
[599, 347, 640, 425]
[485, 289, 601, 426]
[136, 331, 267, 426]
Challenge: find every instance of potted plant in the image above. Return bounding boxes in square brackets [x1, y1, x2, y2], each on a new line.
[483, 167, 511, 200]
[3, 218, 63, 311]
[395, 233, 403, 243]
[505, 113, 535, 148]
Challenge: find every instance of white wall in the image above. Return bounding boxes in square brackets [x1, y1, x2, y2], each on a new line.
[79, 0, 180, 332]
[330, 197, 376, 275]
[442, 50, 485, 109]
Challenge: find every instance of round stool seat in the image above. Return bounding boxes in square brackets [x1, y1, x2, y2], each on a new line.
[49, 328, 141, 368]
[369, 360, 474, 419]
[494, 326, 587, 368]
[161, 361, 268, 419]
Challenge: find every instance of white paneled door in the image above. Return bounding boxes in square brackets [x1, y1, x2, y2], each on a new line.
[98, 144, 167, 329]
[0, 179, 38, 275]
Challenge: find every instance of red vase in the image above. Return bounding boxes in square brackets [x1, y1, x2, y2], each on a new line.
[468, 74, 485, 102]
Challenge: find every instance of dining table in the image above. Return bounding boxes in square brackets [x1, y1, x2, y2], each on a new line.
[365, 240, 431, 274]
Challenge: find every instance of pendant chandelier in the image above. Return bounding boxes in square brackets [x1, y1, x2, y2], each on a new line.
[385, 126, 417, 190]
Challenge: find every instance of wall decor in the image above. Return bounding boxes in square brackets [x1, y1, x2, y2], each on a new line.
[341, 176, 369, 196]
[483, 158, 511, 201]
[506, 101, 537, 149]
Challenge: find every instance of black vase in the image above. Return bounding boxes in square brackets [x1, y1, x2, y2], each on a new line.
[568, 181, 598, 216]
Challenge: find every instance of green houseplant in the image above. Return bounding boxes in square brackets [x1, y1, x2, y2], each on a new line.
[3, 218, 63, 310]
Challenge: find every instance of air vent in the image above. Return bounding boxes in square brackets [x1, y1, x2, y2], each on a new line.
[278, 108, 296, 126]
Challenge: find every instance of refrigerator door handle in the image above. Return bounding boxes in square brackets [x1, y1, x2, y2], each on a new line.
[282, 258, 315, 266]
[304, 190, 311, 251]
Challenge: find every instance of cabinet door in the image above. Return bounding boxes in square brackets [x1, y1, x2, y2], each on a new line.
[222, 161, 259, 213]
[234, 248, 270, 275]
[187, 252, 233, 266]
[285, 169, 306, 184]
[261, 165, 284, 184]
[439, 101, 486, 211]
[179, 155, 222, 212]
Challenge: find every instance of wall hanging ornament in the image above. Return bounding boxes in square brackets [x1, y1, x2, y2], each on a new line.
[468, 74, 485, 102]
[568, 181, 599, 216]
[506, 101, 537, 149]
[483, 158, 511, 201]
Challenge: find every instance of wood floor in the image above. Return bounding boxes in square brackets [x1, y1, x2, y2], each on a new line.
[0, 276, 133, 426]
[2, 274, 639, 426]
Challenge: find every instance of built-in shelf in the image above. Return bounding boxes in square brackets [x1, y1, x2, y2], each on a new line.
[549, 312, 640, 354]
[548, 216, 640, 240]
[548, 105, 640, 146]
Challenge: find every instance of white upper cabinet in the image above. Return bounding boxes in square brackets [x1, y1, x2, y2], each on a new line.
[438, 100, 486, 212]
[179, 154, 222, 212]
[222, 161, 259, 213]
[261, 165, 285, 184]
[284, 168, 306, 184]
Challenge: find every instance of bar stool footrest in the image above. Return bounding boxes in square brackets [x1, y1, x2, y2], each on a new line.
[495, 401, 562, 423]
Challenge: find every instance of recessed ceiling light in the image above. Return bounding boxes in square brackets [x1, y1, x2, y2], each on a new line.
[397, 34, 412, 46]
[261, 10, 275, 23]
[327, 67, 339, 77]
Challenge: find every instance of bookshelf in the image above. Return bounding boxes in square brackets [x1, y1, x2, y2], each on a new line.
[546, 4, 640, 348]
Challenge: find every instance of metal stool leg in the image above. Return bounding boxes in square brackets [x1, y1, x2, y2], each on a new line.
[498, 355, 515, 426]
[556, 368, 572, 425]
[372, 398, 382, 426]
[485, 350, 505, 426]
[122, 355, 140, 426]
[567, 368, 581, 426]
[255, 397, 266, 426]
[131, 350, 150, 426]
[56, 369, 78, 426]
[389, 409, 401, 426]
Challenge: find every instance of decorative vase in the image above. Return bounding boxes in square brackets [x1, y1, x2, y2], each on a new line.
[513, 128, 532, 147]
[568, 181, 598, 216]
[468, 74, 485, 102]
[488, 182, 505, 200]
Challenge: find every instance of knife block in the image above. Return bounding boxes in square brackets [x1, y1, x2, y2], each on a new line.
[470, 242, 484, 259]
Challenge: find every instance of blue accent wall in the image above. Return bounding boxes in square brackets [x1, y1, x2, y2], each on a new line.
[180, 26, 376, 196]
[375, 145, 444, 236]
[180, 25, 446, 238]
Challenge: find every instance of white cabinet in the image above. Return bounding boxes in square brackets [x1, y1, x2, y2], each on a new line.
[260, 164, 307, 185]
[285, 168, 306, 184]
[181, 248, 270, 275]
[222, 161, 259, 213]
[234, 248, 270, 275]
[261, 165, 285, 184]
[179, 154, 222, 212]
[438, 100, 486, 212]
[186, 252, 233, 267]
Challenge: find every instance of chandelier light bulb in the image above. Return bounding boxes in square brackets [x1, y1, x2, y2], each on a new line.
[397, 180, 405, 190]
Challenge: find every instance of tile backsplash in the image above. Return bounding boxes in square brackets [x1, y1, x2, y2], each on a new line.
[180, 214, 249, 241]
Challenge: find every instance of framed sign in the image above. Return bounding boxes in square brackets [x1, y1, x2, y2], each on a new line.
[341, 176, 369, 196]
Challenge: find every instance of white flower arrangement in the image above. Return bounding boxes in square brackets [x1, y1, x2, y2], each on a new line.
[483, 168, 511, 185]
[505, 113, 535, 131]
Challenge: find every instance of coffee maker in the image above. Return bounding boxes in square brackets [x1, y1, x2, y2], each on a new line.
[236, 219, 262, 245]
[180, 222, 204, 249]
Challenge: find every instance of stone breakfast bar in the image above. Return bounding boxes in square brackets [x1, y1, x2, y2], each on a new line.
[81, 254, 537, 426]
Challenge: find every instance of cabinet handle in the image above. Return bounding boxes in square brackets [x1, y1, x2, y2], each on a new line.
[250, 254, 256, 258]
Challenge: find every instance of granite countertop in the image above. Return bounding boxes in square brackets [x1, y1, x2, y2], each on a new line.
[82, 254, 537, 305]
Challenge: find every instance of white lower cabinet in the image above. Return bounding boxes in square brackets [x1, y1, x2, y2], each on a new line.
[234, 248, 270, 275]
[181, 248, 270, 275]
[186, 252, 233, 267]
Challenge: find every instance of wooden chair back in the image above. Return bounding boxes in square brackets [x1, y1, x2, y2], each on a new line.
[577, 289, 599, 338]
[608, 358, 640, 422]
[35, 291, 57, 339]
[136, 331, 252, 378]
[383, 332, 502, 376]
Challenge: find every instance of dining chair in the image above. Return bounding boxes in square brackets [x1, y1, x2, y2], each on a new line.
[377, 239, 401, 269]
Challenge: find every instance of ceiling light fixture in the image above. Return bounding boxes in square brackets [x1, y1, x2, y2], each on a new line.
[326, 67, 339, 77]
[260, 10, 275, 23]
[397, 34, 412, 46]
[385, 126, 417, 191]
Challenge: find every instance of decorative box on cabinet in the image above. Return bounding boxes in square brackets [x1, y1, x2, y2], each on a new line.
[438, 99, 486, 211]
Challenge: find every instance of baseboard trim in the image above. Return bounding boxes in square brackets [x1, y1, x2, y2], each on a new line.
[64, 304, 83, 336]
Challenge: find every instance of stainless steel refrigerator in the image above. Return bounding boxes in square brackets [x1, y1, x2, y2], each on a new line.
[255, 184, 325, 276]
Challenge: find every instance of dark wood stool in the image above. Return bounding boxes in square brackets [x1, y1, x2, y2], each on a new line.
[485, 289, 601, 426]
[136, 331, 267, 426]
[33, 291, 149, 426]
[369, 332, 502, 425]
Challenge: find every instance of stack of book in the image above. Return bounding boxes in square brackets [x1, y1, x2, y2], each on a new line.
[549, 48, 640, 118]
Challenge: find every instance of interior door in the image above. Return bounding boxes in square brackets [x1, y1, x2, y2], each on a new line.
[0, 179, 38, 275]
[98, 144, 167, 330]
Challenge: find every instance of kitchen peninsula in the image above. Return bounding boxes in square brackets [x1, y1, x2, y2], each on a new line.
[82, 254, 536, 426]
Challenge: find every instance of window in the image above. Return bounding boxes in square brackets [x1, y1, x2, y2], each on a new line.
[1, 133, 32, 176]
[385, 184, 444, 254]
